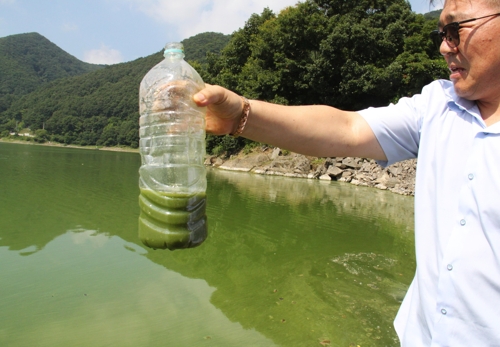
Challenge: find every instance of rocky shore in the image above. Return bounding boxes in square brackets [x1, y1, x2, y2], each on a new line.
[205, 147, 416, 196]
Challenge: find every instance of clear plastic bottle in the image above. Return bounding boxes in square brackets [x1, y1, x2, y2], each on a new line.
[138, 42, 207, 250]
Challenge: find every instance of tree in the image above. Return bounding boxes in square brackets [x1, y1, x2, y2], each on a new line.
[207, 0, 447, 110]
[34, 129, 49, 143]
[207, 8, 276, 91]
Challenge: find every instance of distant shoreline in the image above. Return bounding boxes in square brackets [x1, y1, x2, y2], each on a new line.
[0, 137, 417, 196]
[0, 138, 139, 153]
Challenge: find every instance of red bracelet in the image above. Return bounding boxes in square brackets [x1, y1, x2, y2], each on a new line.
[231, 96, 250, 138]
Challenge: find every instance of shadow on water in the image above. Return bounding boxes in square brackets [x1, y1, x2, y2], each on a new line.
[0, 143, 415, 347]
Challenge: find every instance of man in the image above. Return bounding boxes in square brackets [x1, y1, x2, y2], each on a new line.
[193, 0, 500, 345]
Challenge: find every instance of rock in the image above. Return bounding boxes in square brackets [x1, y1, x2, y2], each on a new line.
[213, 158, 224, 167]
[271, 147, 281, 160]
[268, 153, 310, 175]
[342, 157, 362, 169]
[204, 148, 417, 196]
[388, 166, 402, 176]
[219, 153, 269, 172]
[326, 166, 343, 179]
[338, 176, 352, 183]
[374, 173, 400, 188]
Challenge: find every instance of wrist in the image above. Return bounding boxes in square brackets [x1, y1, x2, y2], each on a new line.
[230, 96, 251, 138]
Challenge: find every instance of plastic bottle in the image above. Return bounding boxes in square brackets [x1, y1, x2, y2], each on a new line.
[138, 42, 207, 250]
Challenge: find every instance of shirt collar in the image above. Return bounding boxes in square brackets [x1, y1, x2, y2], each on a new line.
[442, 81, 485, 126]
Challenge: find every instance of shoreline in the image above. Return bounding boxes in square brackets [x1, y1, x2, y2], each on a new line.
[0, 138, 139, 153]
[0, 138, 416, 196]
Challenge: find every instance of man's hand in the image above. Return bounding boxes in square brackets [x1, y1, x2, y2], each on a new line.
[193, 84, 244, 136]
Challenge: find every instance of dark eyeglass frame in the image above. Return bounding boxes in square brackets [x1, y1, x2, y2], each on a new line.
[430, 12, 500, 49]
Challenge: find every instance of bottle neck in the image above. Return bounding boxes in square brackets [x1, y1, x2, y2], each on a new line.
[164, 49, 184, 60]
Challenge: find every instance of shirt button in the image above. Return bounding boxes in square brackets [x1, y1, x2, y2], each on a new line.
[460, 219, 466, 226]
[447, 264, 453, 271]
[468, 174, 474, 180]
[441, 309, 447, 315]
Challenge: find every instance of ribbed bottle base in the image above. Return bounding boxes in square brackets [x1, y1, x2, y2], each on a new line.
[138, 189, 207, 250]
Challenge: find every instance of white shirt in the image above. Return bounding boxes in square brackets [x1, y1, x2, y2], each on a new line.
[359, 80, 500, 346]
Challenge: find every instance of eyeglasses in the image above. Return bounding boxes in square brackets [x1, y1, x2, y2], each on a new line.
[430, 12, 500, 49]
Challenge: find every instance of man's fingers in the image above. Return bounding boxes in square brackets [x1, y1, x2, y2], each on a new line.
[193, 84, 224, 107]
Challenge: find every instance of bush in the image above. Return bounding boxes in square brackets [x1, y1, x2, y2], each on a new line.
[34, 129, 49, 143]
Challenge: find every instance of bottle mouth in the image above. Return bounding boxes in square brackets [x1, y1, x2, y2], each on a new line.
[164, 42, 184, 57]
[165, 49, 183, 54]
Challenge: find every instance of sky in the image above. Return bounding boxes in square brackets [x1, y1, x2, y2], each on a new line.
[0, 0, 441, 65]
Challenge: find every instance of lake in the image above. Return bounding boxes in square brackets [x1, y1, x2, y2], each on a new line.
[0, 142, 415, 347]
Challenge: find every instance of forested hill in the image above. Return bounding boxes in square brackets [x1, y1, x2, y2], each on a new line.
[0, 1, 446, 152]
[0, 32, 231, 147]
[184, 32, 231, 63]
[0, 32, 104, 113]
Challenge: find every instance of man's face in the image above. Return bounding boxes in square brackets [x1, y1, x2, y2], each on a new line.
[439, 0, 500, 103]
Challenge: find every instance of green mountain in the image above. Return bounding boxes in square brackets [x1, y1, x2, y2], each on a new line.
[423, 9, 442, 20]
[0, 32, 231, 147]
[0, 32, 104, 113]
[183, 32, 231, 63]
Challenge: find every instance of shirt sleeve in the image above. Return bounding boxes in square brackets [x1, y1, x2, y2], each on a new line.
[358, 92, 424, 167]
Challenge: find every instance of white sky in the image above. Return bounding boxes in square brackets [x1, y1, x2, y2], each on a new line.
[0, 0, 441, 65]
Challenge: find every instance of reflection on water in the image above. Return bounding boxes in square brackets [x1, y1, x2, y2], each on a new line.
[0, 229, 275, 347]
[211, 168, 414, 227]
[0, 143, 415, 346]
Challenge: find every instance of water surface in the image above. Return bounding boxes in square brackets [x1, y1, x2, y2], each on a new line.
[0, 142, 415, 346]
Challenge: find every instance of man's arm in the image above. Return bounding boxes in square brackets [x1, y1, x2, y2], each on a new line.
[194, 84, 387, 161]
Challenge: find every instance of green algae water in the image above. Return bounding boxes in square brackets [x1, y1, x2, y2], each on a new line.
[138, 189, 207, 250]
[0, 142, 416, 347]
